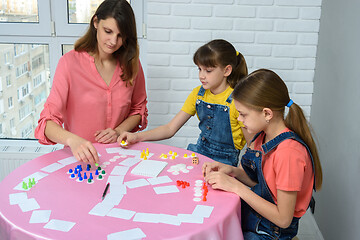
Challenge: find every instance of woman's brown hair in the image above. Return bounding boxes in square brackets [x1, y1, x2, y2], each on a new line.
[233, 69, 323, 190]
[74, 0, 139, 85]
[193, 39, 248, 88]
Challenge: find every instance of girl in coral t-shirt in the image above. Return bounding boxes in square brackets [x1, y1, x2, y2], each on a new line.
[203, 69, 323, 239]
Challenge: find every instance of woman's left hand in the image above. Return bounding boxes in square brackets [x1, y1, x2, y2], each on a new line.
[205, 171, 242, 193]
[95, 128, 119, 143]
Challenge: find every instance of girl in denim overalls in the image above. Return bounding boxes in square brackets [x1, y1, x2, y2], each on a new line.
[203, 69, 323, 239]
[119, 39, 251, 166]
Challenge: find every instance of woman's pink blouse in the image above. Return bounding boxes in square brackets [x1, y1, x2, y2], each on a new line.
[35, 50, 148, 145]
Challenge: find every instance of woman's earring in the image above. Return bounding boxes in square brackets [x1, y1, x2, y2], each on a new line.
[266, 120, 270, 123]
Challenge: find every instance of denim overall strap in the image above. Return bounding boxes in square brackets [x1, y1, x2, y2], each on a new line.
[261, 131, 316, 191]
[186, 86, 240, 166]
[241, 132, 307, 239]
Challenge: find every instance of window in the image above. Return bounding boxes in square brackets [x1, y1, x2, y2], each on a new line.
[6, 75, 11, 87]
[0, 0, 144, 140]
[8, 97, 13, 109]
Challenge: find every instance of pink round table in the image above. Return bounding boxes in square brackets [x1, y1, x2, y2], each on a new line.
[0, 142, 243, 240]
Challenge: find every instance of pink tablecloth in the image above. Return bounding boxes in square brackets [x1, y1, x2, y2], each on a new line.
[0, 142, 243, 240]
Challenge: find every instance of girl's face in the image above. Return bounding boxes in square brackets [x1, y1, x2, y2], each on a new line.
[234, 100, 267, 134]
[197, 64, 231, 95]
[94, 17, 123, 57]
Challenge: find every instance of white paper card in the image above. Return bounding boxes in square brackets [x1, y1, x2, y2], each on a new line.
[18, 198, 40, 212]
[110, 166, 130, 176]
[57, 156, 77, 166]
[106, 208, 136, 220]
[107, 175, 125, 186]
[118, 157, 141, 167]
[192, 205, 214, 218]
[153, 185, 179, 195]
[109, 184, 127, 195]
[158, 214, 181, 226]
[23, 172, 48, 182]
[89, 202, 114, 216]
[44, 219, 75, 232]
[125, 179, 150, 189]
[9, 192, 28, 205]
[30, 210, 51, 224]
[41, 163, 65, 173]
[177, 214, 204, 224]
[107, 228, 146, 240]
[102, 193, 124, 206]
[131, 160, 168, 178]
[133, 213, 160, 223]
[147, 175, 172, 185]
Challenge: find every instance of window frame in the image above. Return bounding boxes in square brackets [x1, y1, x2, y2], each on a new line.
[0, 0, 145, 141]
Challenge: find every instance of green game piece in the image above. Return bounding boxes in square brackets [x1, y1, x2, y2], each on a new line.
[32, 178, 36, 185]
[98, 166, 101, 170]
[28, 178, 32, 188]
[101, 170, 105, 174]
[88, 179, 92, 183]
[22, 181, 28, 190]
[95, 163, 99, 167]
[98, 175, 103, 179]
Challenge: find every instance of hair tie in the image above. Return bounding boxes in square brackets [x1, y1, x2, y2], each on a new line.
[286, 99, 294, 108]
[236, 51, 239, 56]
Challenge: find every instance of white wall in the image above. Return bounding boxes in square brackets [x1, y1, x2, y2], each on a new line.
[146, 0, 322, 149]
[311, 0, 360, 239]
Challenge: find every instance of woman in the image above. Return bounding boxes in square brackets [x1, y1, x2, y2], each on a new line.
[35, 0, 148, 164]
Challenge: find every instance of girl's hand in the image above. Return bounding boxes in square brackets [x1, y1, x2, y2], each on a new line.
[68, 136, 99, 164]
[202, 161, 233, 177]
[95, 128, 119, 144]
[205, 171, 242, 193]
[117, 131, 139, 146]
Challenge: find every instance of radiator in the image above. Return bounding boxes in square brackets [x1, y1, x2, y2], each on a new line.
[0, 139, 62, 182]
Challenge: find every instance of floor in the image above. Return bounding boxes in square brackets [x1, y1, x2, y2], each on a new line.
[297, 210, 324, 240]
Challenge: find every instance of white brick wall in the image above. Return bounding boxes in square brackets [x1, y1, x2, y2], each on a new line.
[146, 0, 322, 148]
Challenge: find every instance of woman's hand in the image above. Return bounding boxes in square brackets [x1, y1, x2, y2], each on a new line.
[95, 128, 119, 144]
[117, 131, 139, 146]
[68, 136, 99, 164]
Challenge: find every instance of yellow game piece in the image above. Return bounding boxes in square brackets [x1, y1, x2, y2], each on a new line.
[146, 148, 149, 156]
[173, 152, 177, 156]
[141, 152, 145, 159]
[184, 153, 188, 158]
[164, 154, 168, 159]
[169, 150, 173, 155]
[160, 153, 164, 158]
[120, 140, 128, 147]
[171, 155, 175, 160]
[143, 156, 147, 160]
[191, 153, 196, 157]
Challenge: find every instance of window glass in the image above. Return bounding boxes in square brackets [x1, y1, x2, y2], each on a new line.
[0, 0, 143, 140]
[0, 43, 50, 139]
[0, 0, 39, 23]
[68, 0, 130, 24]
[62, 44, 73, 55]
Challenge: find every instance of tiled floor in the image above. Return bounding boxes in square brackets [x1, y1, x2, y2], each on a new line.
[297, 210, 324, 240]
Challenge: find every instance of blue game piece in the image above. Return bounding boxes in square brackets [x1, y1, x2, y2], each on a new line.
[79, 176, 83, 181]
[78, 172, 82, 178]
[74, 168, 78, 174]
[84, 173, 87, 179]
[71, 173, 75, 178]
[68, 169, 73, 174]
[89, 173, 93, 180]
[95, 169, 99, 175]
